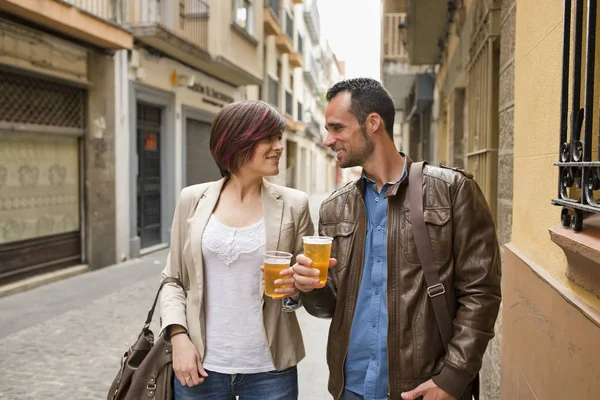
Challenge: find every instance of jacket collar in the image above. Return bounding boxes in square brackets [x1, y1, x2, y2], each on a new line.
[354, 153, 413, 198]
[188, 177, 284, 281]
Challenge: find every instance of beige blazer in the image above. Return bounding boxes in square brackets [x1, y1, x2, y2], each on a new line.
[159, 178, 314, 371]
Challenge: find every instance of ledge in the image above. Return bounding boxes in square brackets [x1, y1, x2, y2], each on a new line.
[549, 214, 600, 299]
[230, 22, 259, 46]
[506, 242, 600, 328]
[0, 0, 133, 50]
[275, 34, 294, 54]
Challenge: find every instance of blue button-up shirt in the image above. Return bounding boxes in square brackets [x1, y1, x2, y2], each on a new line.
[344, 157, 407, 399]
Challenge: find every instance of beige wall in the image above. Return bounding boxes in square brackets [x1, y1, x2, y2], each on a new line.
[131, 47, 242, 195]
[502, 245, 600, 399]
[209, 0, 264, 82]
[513, 0, 600, 311]
[0, 18, 88, 84]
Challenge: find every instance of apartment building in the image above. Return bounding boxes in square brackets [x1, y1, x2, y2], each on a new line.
[388, 0, 600, 398]
[382, 0, 512, 397]
[0, 0, 132, 283]
[117, 0, 263, 258]
[0, 0, 344, 287]
[262, 0, 340, 195]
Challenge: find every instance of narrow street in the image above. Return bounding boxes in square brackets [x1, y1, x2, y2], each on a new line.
[0, 194, 333, 400]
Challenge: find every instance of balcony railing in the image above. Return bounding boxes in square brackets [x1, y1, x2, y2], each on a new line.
[303, 0, 320, 44]
[303, 55, 319, 89]
[285, 12, 293, 41]
[62, 0, 125, 23]
[285, 90, 293, 116]
[383, 13, 408, 61]
[308, 116, 321, 140]
[264, 0, 280, 22]
[126, 0, 209, 51]
[268, 76, 279, 108]
[552, 0, 600, 231]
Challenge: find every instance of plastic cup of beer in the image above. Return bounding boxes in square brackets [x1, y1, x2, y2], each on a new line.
[263, 251, 293, 299]
[302, 236, 334, 285]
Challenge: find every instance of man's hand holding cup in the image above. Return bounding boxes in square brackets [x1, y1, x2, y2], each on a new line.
[292, 254, 337, 292]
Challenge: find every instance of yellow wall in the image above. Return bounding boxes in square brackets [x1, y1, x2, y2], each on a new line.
[513, 0, 600, 310]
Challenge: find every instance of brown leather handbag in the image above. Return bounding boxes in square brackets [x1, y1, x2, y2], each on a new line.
[107, 277, 184, 400]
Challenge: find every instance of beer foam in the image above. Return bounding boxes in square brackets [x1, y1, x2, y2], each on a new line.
[264, 257, 291, 265]
[303, 236, 333, 244]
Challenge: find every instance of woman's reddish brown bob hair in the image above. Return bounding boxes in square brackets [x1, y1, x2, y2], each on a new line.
[210, 100, 286, 177]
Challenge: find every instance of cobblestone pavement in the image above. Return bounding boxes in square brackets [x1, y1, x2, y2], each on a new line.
[0, 194, 334, 400]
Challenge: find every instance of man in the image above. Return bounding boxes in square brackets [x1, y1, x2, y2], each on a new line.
[293, 78, 501, 400]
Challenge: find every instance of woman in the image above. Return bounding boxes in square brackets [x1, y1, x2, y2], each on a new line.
[160, 100, 314, 400]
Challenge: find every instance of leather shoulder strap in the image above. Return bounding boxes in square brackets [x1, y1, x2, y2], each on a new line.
[408, 161, 453, 348]
[143, 277, 184, 329]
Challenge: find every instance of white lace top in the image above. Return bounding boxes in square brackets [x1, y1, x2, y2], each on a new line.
[201, 214, 275, 374]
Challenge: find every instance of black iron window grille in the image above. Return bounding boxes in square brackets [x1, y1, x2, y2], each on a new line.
[0, 70, 85, 129]
[552, 0, 600, 231]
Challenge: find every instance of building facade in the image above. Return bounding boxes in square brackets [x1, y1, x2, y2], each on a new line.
[388, 0, 600, 399]
[261, 0, 341, 194]
[503, 0, 600, 398]
[0, 0, 132, 283]
[386, 0, 514, 398]
[0, 0, 343, 286]
[117, 0, 258, 259]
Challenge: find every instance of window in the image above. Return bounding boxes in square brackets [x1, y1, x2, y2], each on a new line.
[466, 1, 500, 221]
[233, 0, 254, 35]
[552, 0, 600, 231]
[268, 76, 279, 107]
[285, 11, 293, 40]
[285, 90, 293, 116]
[179, 0, 185, 29]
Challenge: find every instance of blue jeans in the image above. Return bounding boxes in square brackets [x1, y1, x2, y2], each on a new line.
[173, 366, 298, 400]
[340, 389, 364, 400]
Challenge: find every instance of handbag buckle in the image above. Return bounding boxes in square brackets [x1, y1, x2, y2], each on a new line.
[427, 283, 445, 298]
[146, 383, 157, 390]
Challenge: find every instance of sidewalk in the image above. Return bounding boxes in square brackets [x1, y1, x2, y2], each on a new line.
[0, 193, 334, 399]
[0, 259, 332, 399]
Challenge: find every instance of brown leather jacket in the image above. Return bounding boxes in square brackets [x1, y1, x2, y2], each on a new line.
[300, 157, 502, 400]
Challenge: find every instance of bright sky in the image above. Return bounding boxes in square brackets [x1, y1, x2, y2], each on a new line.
[318, 0, 381, 80]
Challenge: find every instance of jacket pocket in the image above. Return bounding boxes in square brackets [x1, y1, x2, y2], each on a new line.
[403, 208, 451, 265]
[320, 221, 356, 272]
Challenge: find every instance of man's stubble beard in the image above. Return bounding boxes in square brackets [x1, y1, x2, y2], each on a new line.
[339, 124, 374, 169]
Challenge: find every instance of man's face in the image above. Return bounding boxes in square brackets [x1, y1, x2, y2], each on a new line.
[324, 92, 374, 168]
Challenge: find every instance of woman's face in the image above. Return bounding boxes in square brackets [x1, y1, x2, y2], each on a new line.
[238, 132, 284, 178]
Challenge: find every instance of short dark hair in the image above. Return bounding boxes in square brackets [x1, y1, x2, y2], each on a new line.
[210, 100, 286, 177]
[326, 78, 395, 139]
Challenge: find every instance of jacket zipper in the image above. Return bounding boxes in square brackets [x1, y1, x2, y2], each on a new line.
[337, 197, 367, 399]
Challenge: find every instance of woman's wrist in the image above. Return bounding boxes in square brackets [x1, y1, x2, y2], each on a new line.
[170, 330, 188, 339]
[168, 324, 187, 338]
